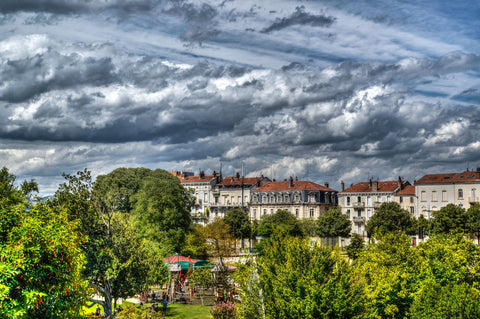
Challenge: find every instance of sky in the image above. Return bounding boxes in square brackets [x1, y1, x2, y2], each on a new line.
[0, 0, 479, 195]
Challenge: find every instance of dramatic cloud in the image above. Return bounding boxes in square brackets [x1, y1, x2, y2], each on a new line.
[1, 0, 479, 194]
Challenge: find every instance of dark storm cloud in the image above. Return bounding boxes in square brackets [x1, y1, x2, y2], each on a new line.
[261, 6, 335, 33]
[0, 50, 116, 103]
[0, 0, 156, 14]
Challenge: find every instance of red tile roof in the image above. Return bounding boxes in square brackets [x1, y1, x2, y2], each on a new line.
[396, 185, 415, 195]
[177, 174, 216, 183]
[253, 181, 336, 192]
[219, 176, 265, 188]
[416, 171, 480, 184]
[342, 180, 408, 193]
[165, 255, 199, 264]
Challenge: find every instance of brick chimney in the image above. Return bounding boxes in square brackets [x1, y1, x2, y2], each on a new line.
[289, 176, 294, 188]
[324, 182, 329, 188]
[372, 180, 378, 192]
[341, 180, 345, 192]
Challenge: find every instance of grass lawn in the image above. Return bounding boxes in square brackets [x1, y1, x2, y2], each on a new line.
[82, 302, 212, 318]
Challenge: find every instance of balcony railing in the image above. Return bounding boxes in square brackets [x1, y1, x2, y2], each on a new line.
[373, 202, 382, 208]
[353, 202, 365, 209]
[352, 216, 365, 223]
[469, 197, 479, 204]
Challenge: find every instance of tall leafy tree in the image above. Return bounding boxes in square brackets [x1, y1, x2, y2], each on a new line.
[224, 208, 251, 249]
[0, 200, 87, 317]
[0, 166, 38, 205]
[431, 203, 466, 234]
[181, 224, 209, 260]
[365, 202, 416, 236]
[317, 207, 351, 247]
[256, 209, 303, 238]
[52, 169, 165, 319]
[466, 203, 480, 243]
[132, 170, 194, 253]
[345, 233, 364, 260]
[237, 232, 364, 319]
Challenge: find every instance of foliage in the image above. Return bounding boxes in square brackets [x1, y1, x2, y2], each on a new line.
[466, 203, 480, 238]
[298, 218, 318, 237]
[0, 201, 87, 318]
[233, 260, 263, 319]
[243, 232, 364, 319]
[345, 233, 364, 260]
[410, 282, 480, 318]
[52, 168, 167, 319]
[190, 267, 215, 306]
[256, 209, 303, 238]
[365, 202, 416, 236]
[132, 169, 194, 253]
[355, 232, 419, 319]
[431, 204, 466, 234]
[224, 209, 251, 240]
[317, 207, 351, 246]
[211, 301, 237, 319]
[181, 224, 209, 260]
[205, 218, 236, 260]
[0, 166, 38, 205]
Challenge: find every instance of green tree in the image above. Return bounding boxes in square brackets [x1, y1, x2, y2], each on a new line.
[190, 267, 214, 306]
[365, 202, 416, 236]
[256, 209, 303, 238]
[52, 169, 165, 319]
[205, 218, 235, 261]
[224, 209, 251, 250]
[0, 166, 38, 205]
[355, 232, 419, 319]
[345, 233, 364, 260]
[466, 203, 480, 243]
[431, 204, 466, 234]
[181, 224, 209, 260]
[132, 170, 193, 253]
[239, 232, 363, 318]
[317, 207, 351, 247]
[0, 200, 88, 318]
[298, 218, 318, 237]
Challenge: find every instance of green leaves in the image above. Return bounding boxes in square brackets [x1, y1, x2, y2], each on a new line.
[366, 202, 416, 236]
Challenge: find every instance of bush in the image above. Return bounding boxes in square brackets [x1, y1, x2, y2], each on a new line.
[211, 301, 237, 319]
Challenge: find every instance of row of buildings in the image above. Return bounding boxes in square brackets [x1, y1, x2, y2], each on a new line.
[172, 167, 480, 240]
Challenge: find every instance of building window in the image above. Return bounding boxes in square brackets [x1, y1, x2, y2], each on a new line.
[357, 196, 361, 203]
[270, 209, 274, 214]
[347, 209, 350, 218]
[458, 189, 463, 199]
[421, 191, 426, 202]
[295, 209, 299, 218]
[432, 191, 437, 202]
[399, 196, 403, 203]
[347, 197, 351, 205]
[377, 196, 382, 202]
[367, 209, 372, 218]
[410, 197, 414, 203]
[357, 211, 362, 217]
[387, 196, 392, 202]
[310, 208, 314, 218]
[442, 190, 447, 202]
[410, 207, 414, 214]
[263, 209, 266, 215]
[358, 224, 362, 234]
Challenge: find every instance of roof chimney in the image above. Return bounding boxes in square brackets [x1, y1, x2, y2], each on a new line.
[398, 176, 402, 190]
[199, 171, 205, 178]
[324, 182, 329, 188]
[341, 180, 345, 192]
[289, 176, 294, 188]
[295, 176, 298, 181]
[372, 180, 378, 192]
[236, 172, 240, 179]
[369, 178, 372, 188]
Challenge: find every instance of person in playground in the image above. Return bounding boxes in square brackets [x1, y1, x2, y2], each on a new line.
[162, 299, 169, 316]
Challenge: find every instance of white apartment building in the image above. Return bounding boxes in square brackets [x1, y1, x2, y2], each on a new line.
[415, 169, 480, 218]
[338, 177, 410, 240]
[209, 173, 270, 220]
[173, 171, 221, 224]
[394, 185, 416, 216]
[249, 177, 338, 220]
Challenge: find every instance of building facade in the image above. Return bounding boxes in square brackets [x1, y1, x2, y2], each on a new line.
[415, 169, 480, 219]
[394, 185, 416, 216]
[173, 171, 221, 224]
[209, 173, 270, 219]
[338, 178, 410, 240]
[249, 177, 338, 220]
